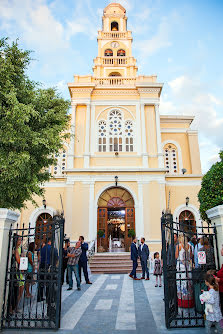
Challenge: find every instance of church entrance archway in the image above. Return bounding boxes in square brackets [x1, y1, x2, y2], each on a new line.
[97, 187, 135, 252]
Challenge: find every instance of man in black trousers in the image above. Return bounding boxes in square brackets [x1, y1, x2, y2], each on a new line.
[138, 237, 150, 280]
[78, 236, 92, 285]
[129, 237, 140, 280]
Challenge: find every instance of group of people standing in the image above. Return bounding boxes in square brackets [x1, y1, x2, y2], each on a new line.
[62, 236, 92, 291]
[129, 237, 162, 286]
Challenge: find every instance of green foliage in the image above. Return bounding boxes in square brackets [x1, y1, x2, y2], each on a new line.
[97, 230, 104, 238]
[0, 38, 71, 209]
[128, 229, 135, 238]
[198, 151, 223, 220]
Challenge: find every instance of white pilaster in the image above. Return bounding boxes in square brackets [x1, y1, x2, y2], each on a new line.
[67, 103, 76, 169]
[90, 104, 96, 155]
[136, 103, 142, 155]
[155, 104, 164, 168]
[84, 103, 91, 168]
[140, 103, 148, 167]
[136, 182, 144, 238]
[88, 181, 95, 241]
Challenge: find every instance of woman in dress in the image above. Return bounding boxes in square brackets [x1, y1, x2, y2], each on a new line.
[15, 236, 25, 310]
[175, 234, 194, 308]
[25, 242, 35, 297]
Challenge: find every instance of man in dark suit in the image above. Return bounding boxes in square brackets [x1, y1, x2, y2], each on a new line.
[78, 236, 92, 285]
[129, 237, 140, 280]
[138, 237, 150, 280]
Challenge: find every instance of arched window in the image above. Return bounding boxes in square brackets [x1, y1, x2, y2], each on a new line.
[108, 110, 123, 152]
[164, 144, 178, 173]
[98, 120, 107, 152]
[35, 213, 52, 247]
[104, 49, 113, 56]
[54, 149, 67, 176]
[125, 120, 134, 152]
[179, 210, 196, 233]
[109, 72, 121, 77]
[117, 49, 125, 57]
[111, 21, 119, 31]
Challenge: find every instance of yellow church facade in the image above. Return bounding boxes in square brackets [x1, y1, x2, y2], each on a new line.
[19, 3, 202, 252]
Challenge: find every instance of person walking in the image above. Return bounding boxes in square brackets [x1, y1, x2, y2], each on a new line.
[78, 236, 92, 285]
[67, 241, 82, 291]
[138, 237, 150, 280]
[129, 237, 140, 280]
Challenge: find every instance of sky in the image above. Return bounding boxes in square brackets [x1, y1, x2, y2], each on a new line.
[0, 0, 223, 173]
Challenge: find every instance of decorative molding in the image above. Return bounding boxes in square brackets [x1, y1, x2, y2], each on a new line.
[92, 90, 139, 96]
[65, 167, 167, 172]
[161, 128, 187, 133]
[173, 204, 201, 225]
[90, 99, 160, 106]
[166, 180, 201, 186]
[29, 206, 56, 231]
[160, 115, 194, 124]
[96, 105, 136, 121]
[206, 205, 223, 219]
[0, 209, 20, 222]
[138, 88, 160, 94]
[71, 88, 94, 97]
[42, 182, 66, 188]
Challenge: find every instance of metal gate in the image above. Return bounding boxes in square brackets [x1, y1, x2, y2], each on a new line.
[1, 215, 64, 330]
[161, 212, 219, 329]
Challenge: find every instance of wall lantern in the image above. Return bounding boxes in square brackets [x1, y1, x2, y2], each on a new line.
[182, 168, 187, 175]
[115, 176, 118, 187]
[42, 199, 46, 209]
[186, 197, 189, 206]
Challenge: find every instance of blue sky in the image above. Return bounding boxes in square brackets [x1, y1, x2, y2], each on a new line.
[1, 0, 223, 173]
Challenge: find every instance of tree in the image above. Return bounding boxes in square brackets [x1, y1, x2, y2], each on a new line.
[0, 38, 70, 210]
[198, 151, 223, 220]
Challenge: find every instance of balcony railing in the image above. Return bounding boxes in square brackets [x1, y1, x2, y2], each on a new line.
[102, 57, 128, 65]
[94, 77, 136, 87]
[102, 32, 127, 39]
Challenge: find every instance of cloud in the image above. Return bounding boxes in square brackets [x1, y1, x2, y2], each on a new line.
[160, 75, 223, 172]
[135, 17, 172, 58]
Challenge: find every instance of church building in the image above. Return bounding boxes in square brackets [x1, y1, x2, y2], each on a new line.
[19, 3, 202, 252]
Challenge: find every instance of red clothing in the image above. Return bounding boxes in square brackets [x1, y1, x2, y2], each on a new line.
[217, 265, 223, 293]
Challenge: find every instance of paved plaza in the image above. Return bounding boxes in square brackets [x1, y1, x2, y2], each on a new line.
[2, 274, 207, 334]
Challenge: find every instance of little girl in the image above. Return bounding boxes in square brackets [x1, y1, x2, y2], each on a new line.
[203, 272, 223, 334]
[153, 252, 162, 287]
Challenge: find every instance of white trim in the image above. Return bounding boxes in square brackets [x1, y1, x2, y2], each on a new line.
[173, 204, 201, 228]
[162, 139, 183, 174]
[137, 182, 144, 239]
[96, 105, 135, 121]
[140, 103, 148, 167]
[90, 104, 96, 155]
[67, 104, 76, 168]
[206, 205, 223, 220]
[136, 103, 142, 155]
[41, 182, 66, 188]
[88, 182, 95, 240]
[29, 206, 56, 231]
[155, 104, 164, 168]
[161, 128, 187, 133]
[84, 103, 91, 168]
[90, 99, 160, 106]
[65, 167, 167, 172]
[0, 209, 20, 222]
[66, 174, 166, 184]
[166, 180, 201, 186]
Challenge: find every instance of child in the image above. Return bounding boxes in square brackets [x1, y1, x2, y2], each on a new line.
[153, 252, 162, 287]
[203, 272, 223, 334]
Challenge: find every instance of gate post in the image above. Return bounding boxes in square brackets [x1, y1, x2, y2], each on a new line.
[0, 209, 20, 324]
[206, 205, 223, 266]
[161, 213, 169, 329]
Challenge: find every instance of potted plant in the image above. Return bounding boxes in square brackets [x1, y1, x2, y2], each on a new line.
[128, 229, 135, 240]
[97, 230, 105, 252]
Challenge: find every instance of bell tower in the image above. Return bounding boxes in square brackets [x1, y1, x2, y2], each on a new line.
[93, 3, 138, 78]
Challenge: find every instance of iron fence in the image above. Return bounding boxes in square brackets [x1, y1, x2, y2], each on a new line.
[161, 213, 219, 328]
[1, 215, 64, 330]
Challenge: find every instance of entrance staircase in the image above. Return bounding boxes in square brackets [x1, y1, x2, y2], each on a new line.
[89, 252, 142, 274]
